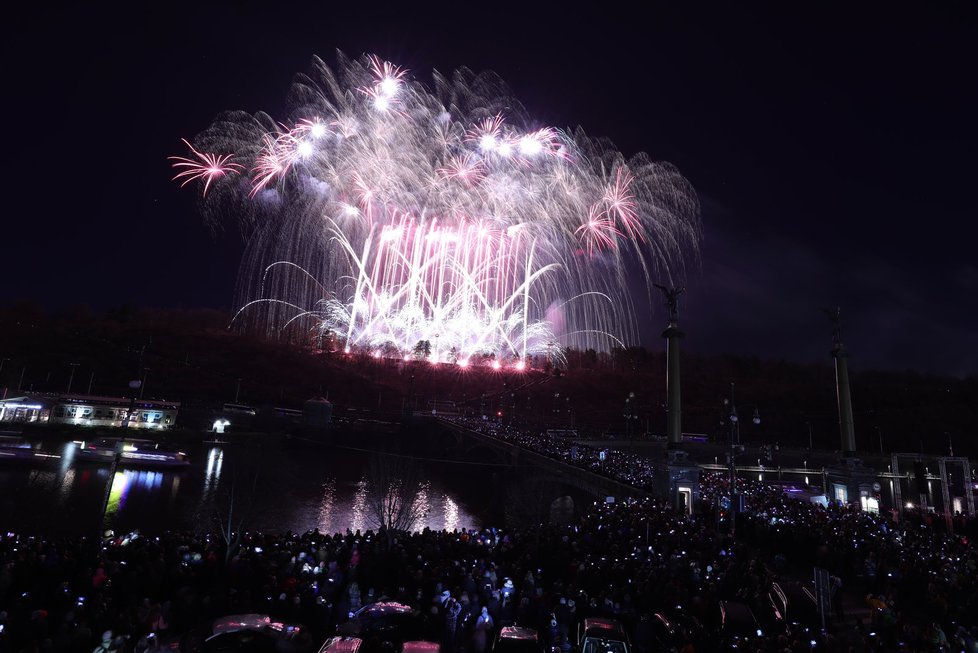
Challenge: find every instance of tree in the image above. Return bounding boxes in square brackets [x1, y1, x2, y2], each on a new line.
[196, 443, 285, 563]
[211, 469, 261, 564]
[365, 452, 429, 543]
[381, 341, 401, 359]
[413, 339, 432, 361]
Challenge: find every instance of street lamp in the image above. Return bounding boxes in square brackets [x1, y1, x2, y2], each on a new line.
[728, 383, 739, 516]
[139, 368, 151, 399]
[66, 362, 80, 394]
[624, 391, 638, 449]
[726, 383, 759, 536]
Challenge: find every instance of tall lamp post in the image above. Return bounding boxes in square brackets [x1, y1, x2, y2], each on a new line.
[728, 383, 739, 534]
[624, 391, 638, 450]
[727, 383, 760, 536]
[66, 362, 80, 394]
[139, 368, 151, 399]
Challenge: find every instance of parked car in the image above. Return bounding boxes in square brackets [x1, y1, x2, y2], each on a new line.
[492, 626, 544, 653]
[577, 618, 630, 653]
[200, 614, 311, 653]
[717, 602, 762, 649]
[767, 581, 820, 634]
[317, 637, 363, 653]
[338, 603, 426, 653]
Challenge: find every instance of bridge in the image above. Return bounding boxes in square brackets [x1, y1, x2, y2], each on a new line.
[434, 417, 652, 501]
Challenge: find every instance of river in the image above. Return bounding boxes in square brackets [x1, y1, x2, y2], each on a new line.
[0, 435, 496, 537]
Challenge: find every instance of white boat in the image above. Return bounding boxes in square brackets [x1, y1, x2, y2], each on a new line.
[74, 438, 190, 468]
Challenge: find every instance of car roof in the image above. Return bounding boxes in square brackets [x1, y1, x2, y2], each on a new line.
[356, 602, 414, 617]
[499, 627, 539, 641]
[720, 602, 759, 633]
[402, 642, 440, 653]
[583, 619, 626, 638]
[212, 614, 271, 635]
[652, 613, 674, 632]
[773, 582, 816, 603]
[318, 637, 363, 653]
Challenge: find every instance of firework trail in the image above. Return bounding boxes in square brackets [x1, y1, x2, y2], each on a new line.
[172, 52, 701, 366]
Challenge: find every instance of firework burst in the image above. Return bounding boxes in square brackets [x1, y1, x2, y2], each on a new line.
[168, 138, 243, 197]
[171, 52, 701, 365]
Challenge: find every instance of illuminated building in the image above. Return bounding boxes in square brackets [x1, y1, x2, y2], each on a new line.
[0, 393, 179, 429]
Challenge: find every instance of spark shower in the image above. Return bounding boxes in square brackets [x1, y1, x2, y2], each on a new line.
[171, 53, 701, 366]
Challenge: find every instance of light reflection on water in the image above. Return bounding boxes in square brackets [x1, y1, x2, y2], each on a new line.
[0, 444, 482, 536]
[316, 479, 336, 533]
[350, 479, 368, 534]
[444, 495, 459, 532]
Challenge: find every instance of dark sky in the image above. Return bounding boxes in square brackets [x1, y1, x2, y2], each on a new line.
[4, 3, 976, 376]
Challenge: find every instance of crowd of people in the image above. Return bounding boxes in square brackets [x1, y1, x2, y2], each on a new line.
[4, 418, 978, 653]
[444, 414, 978, 649]
[6, 477, 978, 653]
[443, 416, 658, 491]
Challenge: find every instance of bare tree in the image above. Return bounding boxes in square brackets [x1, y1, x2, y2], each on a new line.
[195, 443, 284, 563]
[211, 469, 262, 564]
[365, 452, 429, 542]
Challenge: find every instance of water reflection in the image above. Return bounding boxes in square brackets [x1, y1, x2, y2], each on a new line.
[104, 470, 165, 522]
[58, 469, 76, 505]
[413, 482, 431, 528]
[351, 479, 368, 533]
[316, 479, 337, 534]
[1, 444, 482, 535]
[201, 447, 224, 504]
[444, 495, 459, 532]
[105, 471, 128, 520]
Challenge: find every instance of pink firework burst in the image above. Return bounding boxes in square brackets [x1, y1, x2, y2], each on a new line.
[249, 132, 299, 197]
[467, 115, 505, 151]
[575, 206, 622, 256]
[603, 166, 641, 240]
[169, 139, 243, 197]
[359, 56, 409, 115]
[436, 152, 486, 185]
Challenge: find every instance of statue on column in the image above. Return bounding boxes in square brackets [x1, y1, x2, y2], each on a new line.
[821, 306, 843, 348]
[653, 284, 685, 323]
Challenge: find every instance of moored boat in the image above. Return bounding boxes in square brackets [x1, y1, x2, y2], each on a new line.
[74, 438, 190, 468]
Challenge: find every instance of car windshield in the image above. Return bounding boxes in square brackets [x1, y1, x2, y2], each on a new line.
[495, 638, 542, 653]
[583, 640, 628, 653]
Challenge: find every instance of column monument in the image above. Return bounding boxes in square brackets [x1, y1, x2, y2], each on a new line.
[822, 308, 875, 507]
[652, 284, 700, 514]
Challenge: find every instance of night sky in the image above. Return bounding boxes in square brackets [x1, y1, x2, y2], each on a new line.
[4, 4, 975, 376]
